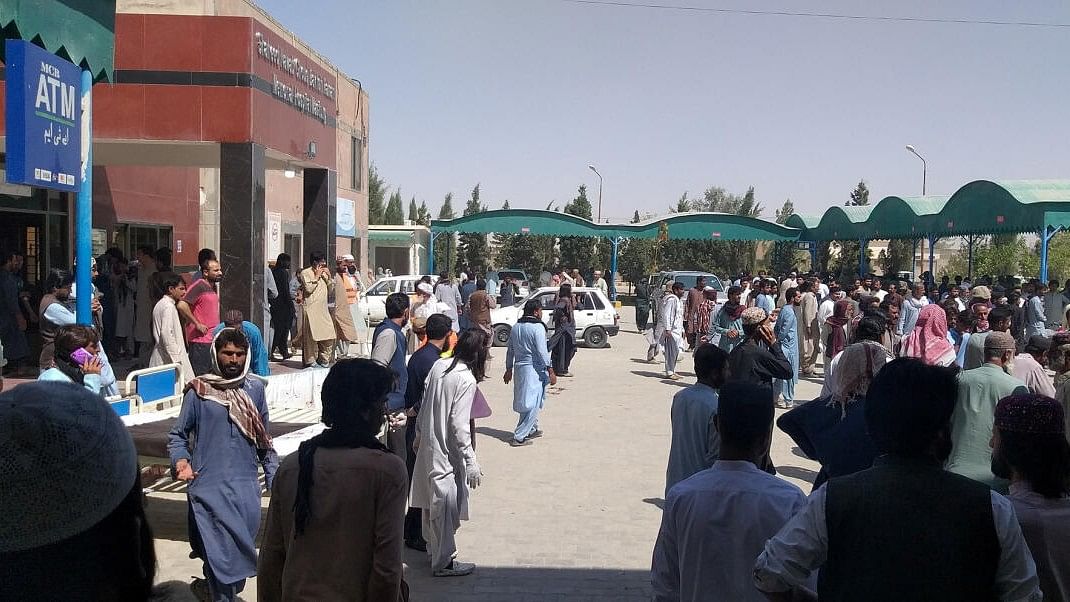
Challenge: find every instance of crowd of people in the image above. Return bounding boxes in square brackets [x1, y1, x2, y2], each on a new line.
[655, 268, 1070, 601]
[11, 255, 1070, 600]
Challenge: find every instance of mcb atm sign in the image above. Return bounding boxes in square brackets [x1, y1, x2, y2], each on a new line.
[4, 39, 82, 192]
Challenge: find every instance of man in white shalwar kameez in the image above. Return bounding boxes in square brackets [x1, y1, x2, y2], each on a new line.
[411, 354, 483, 577]
[657, 282, 686, 380]
[149, 272, 195, 386]
[504, 299, 556, 446]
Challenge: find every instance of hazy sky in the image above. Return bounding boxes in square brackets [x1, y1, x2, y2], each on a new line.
[257, 0, 1070, 222]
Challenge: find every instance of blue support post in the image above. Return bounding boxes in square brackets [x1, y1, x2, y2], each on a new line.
[1040, 225, 1064, 283]
[808, 241, 817, 272]
[428, 231, 438, 275]
[609, 236, 620, 301]
[927, 235, 937, 283]
[75, 70, 93, 325]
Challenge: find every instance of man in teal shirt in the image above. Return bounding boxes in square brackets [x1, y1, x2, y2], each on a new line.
[948, 330, 1028, 489]
[213, 309, 269, 377]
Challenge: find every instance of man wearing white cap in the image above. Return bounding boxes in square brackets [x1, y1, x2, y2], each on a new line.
[0, 382, 157, 599]
[593, 270, 609, 297]
[727, 306, 793, 392]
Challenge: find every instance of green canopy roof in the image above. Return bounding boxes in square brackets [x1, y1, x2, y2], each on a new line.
[432, 209, 800, 241]
[1, 0, 116, 83]
[433, 180, 1070, 245]
[794, 180, 1070, 241]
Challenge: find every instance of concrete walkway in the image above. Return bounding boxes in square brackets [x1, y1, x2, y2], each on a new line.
[146, 317, 821, 600]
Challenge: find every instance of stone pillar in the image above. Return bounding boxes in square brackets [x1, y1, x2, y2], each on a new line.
[303, 168, 337, 265]
[219, 143, 266, 330]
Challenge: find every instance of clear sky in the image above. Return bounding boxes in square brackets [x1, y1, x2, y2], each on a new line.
[257, 0, 1069, 221]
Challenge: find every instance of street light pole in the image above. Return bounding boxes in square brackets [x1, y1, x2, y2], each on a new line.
[588, 164, 603, 222]
[905, 145, 928, 279]
[905, 145, 927, 195]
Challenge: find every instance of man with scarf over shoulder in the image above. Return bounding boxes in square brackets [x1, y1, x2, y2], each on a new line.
[168, 328, 278, 601]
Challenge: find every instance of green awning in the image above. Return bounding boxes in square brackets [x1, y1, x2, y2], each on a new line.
[1, 0, 116, 83]
[368, 230, 416, 243]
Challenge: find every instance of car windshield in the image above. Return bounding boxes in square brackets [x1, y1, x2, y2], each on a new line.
[366, 280, 391, 295]
[498, 270, 527, 282]
[664, 274, 721, 291]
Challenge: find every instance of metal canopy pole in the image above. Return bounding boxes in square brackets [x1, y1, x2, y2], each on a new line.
[75, 70, 93, 325]
[428, 231, 439, 275]
[928, 234, 938, 281]
[1040, 225, 1064, 283]
[967, 234, 974, 279]
[859, 239, 867, 277]
[809, 241, 817, 272]
[913, 238, 919, 279]
[608, 236, 621, 301]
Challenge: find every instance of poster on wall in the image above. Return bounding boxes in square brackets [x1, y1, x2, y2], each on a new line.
[336, 198, 356, 238]
[267, 212, 283, 260]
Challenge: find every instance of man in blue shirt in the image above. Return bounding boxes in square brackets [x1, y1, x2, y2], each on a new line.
[664, 343, 729, 494]
[504, 299, 556, 446]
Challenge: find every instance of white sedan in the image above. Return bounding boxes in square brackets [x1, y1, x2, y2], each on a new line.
[490, 287, 620, 348]
[357, 275, 437, 325]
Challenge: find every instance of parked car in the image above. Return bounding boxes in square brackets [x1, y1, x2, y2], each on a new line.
[486, 269, 531, 299]
[489, 286, 619, 348]
[647, 271, 725, 326]
[357, 275, 438, 325]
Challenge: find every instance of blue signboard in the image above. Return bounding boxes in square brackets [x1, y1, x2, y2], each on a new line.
[4, 39, 82, 192]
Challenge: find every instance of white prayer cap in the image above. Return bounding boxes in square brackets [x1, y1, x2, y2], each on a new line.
[417, 282, 434, 295]
[0, 382, 137, 552]
[340, 254, 355, 261]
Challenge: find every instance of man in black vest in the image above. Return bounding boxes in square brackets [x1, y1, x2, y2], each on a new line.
[754, 357, 1042, 602]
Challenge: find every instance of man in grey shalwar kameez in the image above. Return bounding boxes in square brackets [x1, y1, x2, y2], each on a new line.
[168, 328, 278, 600]
[411, 331, 486, 577]
[505, 299, 556, 446]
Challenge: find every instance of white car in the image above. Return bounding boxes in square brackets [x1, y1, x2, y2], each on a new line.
[357, 275, 437, 325]
[490, 286, 620, 348]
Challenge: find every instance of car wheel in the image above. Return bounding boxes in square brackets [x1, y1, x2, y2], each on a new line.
[493, 324, 511, 347]
[584, 326, 608, 349]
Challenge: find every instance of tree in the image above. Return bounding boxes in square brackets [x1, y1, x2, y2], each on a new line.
[407, 196, 418, 223]
[768, 199, 798, 275]
[497, 200, 558, 275]
[433, 193, 457, 275]
[383, 190, 404, 225]
[417, 201, 431, 226]
[880, 238, 916, 276]
[367, 163, 387, 225]
[834, 179, 872, 278]
[457, 184, 488, 273]
[672, 192, 690, 214]
[559, 184, 595, 271]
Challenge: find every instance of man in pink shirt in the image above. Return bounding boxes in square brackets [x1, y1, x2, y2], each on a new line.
[178, 259, 222, 375]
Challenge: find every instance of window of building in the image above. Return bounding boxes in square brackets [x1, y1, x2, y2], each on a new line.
[351, 136, 363, 190]
[116, 224, 173, 262]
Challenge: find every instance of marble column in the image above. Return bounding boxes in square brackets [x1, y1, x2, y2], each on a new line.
[303, 168, 337, 266]
[219, 143, 267, 331]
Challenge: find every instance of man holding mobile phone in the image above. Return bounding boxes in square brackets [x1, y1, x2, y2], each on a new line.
[297, 253, 336, 368]
[38, 325, 105, 395]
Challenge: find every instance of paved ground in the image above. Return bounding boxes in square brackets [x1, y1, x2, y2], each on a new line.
[146, 317, 822, 600]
